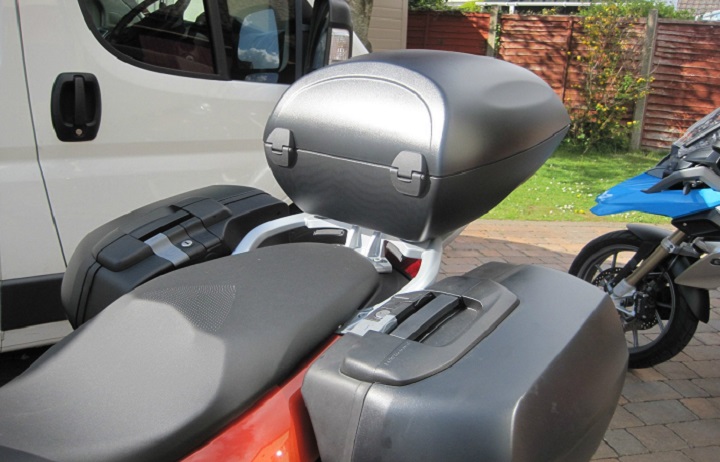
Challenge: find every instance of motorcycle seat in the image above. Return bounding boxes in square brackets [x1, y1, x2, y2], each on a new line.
[0, 243, 381, 462]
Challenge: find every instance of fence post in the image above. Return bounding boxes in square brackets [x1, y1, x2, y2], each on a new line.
[422, 12, 431, 49]
[486, 7, 500, 57]
[561, 16, 575, 104]
[630, 9, 658, 151]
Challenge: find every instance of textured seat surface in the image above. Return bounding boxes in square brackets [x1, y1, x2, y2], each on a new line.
[0, 243, 380, 462]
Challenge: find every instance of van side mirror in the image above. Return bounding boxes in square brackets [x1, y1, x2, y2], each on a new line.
[238, 9, 281, 70]
[305, 0, 353, 73]
[237, 8, 286, 83]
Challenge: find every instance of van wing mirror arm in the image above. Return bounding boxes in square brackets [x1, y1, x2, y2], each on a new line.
[304, 0, 353, 74]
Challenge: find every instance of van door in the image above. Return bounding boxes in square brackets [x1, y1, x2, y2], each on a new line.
[4, 0, 360, 348]
[18, 0, 301, 267]
[0, 1, 70, 349]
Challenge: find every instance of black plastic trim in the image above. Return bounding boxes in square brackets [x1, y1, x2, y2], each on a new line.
[390, 294, 459, 340]
[626, 223, 672, 242]
[340, 279, 519, 386]
[1, 274, 66, 331]
[643, 166, 720, 193]
[205, 0, 230, 80]
[671, 208, 720, 239]
[51, 73, 102, 142]
[304, 0, 353, 73]
[294, 0, 304, 81]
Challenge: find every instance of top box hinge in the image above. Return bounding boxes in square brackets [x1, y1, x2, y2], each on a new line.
[391, 151, 428, 197]
[264, 128, 297, 167]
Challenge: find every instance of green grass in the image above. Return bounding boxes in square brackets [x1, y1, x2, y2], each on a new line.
[484, 146, 668, 223]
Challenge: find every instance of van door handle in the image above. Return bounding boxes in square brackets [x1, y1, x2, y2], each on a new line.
[51, 73, 102, 142]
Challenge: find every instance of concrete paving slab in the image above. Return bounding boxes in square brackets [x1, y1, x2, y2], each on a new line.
[627, 424, 688, 452]
[624, 400, 698, 425]
[667, 419, 720, 447]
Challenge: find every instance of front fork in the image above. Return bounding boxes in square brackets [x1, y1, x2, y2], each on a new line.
[608, 230, 687, 316]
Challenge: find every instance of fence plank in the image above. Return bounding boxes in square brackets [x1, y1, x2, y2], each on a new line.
[641, 19, 720, 149]
[498, 15, 574, 101]
[407, 12, 490, 55]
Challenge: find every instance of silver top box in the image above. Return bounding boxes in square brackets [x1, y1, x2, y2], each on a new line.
[264, 50, 570, 241]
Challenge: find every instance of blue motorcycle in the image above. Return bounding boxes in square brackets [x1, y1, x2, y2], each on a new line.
[570, 108, 720, 368]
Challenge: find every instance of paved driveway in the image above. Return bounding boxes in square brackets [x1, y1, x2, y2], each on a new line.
[445, 220, 720, 462]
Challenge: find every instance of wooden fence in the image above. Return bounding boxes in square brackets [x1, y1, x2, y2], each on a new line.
[407, 11, 720, 150]
[406, 11, 490, 55]
[643, 20, 720, 147]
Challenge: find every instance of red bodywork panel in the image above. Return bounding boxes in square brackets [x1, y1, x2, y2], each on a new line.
[183, 338, 338, 462]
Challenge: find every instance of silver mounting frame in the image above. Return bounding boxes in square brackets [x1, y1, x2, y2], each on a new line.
[232, 213, 444, 296]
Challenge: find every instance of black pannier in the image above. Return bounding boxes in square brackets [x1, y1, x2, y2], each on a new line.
[61, 185, 287, 327]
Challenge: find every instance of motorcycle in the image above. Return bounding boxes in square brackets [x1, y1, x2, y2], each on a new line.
[570, 108, 720, 368]
[0, 50, 628, 462]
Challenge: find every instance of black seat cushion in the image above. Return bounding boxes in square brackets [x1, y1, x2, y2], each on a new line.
[0, 243, 380, 461]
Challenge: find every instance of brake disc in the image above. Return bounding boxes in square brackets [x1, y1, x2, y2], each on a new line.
[591, 267, 659, 330]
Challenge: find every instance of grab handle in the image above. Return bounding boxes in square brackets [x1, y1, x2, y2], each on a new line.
[341, 279, 519, 386]
[51, 73, 101, 142]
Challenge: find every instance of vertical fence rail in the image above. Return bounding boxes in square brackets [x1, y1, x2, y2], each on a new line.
[486, 7, 501, 56]
[560, 16, 575, 103]
[631, 10, 659, 150]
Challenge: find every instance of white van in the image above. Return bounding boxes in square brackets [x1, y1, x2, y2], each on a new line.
[0, 0, 362, 352]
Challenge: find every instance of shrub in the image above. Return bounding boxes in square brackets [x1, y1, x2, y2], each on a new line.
[566, 1, 649, 151]
[565, 0, 693, 151]
[409, 0, 450, 11]
[592, 0, 694, 20]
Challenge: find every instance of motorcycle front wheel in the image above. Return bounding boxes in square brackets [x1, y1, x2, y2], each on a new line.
[569, 230, 698, 368]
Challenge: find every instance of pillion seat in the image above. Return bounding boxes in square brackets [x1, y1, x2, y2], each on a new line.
[0, 243, 380, 462]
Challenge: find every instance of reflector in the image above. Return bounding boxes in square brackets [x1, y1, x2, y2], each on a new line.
[328, 29, 350, 64]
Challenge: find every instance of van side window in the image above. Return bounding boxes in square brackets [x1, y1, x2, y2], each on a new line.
[81, 0, 215, 75]
[80, 0, 295, 82]
[224, 0, 296, 83]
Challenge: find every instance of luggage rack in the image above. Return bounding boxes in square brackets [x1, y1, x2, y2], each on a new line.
[232, 212, 444, 300]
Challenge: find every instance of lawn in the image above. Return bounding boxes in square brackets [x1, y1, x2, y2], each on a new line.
[484, 146, 668, 223]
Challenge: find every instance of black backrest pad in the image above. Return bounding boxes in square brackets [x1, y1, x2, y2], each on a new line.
[0, 243, 380, 462]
